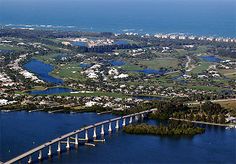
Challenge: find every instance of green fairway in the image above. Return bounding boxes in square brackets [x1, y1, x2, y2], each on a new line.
[139, 58, 180, 69]
[51, 63, 86, 81]
[191, 61, 210, 74]
[121, 63, 143, 71]
[0, 44, 25, 51]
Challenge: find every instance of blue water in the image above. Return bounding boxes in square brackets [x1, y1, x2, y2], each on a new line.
[0, 50, 14, 54]
[72, 42, 87, 47]
[80, 63, 91, 68]
[134, 96, 162, 100]
[136, 69, 167, 75]
[24, 59, 63, 84]
[0, 111, 235, 163]
[114, 40, 129, 45]
[0, 0, 235, 37]
[200, 56, 223, 63]
[110, 60, 126, 66]
[28, 87, 74, 95]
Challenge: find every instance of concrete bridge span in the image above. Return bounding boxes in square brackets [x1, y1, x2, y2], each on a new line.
[4, 109, 157, 164]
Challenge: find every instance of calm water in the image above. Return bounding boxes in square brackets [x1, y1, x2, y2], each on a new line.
[72, 41, 88, 47]
[24, 59, 63, 84]
[135, 69, 167, 75]
[0, 111, 235, 163]
[134, 96, 162, 101]
[80, 63, 91, 68]
[0, 0, 235, 37]
[114, 40, 129, 45]
[28, 87, 75, 95]
[200, 56, 223, 63]
[110, 60, 126, 66]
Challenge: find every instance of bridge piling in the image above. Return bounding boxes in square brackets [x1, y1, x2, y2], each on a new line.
[115, 120, 119, 129]
[129, 117, 133, 124]
[48, 145, 52, 157]
[27, 155, 32, 164]
[85, 130, 89, 141]
[66, 137, 70, 149]
[93, 127, 97, 139]
[122, 118, 126, 127]
[38, 150, 42, 160]
[141, 114, 144, 119]
[101, 124, 104, 135]
[57, 141, 61, 153]
[108, 122, 112, 133]
[75, 134, 78, 146]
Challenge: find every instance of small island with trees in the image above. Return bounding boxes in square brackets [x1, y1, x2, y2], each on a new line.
[123, 100, 231, 137]
[124, 121, 205, 136]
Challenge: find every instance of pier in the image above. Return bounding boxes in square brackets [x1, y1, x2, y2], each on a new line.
[4, 109, 157, 164]
[169, 118, 231, 127]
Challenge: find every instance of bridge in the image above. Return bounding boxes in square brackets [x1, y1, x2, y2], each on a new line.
[4, 109, 157, 164]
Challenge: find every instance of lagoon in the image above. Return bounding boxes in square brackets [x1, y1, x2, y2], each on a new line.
[72, 41, 88, 47]
[136, 69, 167, 75]
[110, 60, 126, 66]
[28, 87, 75, 95]
[24, 59, 63, 84]
[134, 96, 162, 101]
[200, 56, 222, 63]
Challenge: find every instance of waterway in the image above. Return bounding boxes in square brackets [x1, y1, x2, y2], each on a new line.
[135, 69, 167, 75]
[0, 111, 235, 163]
[28, 88, 75, 95]
[110, 60, 126, 66]
[134, 96, 162, 101]
[24, 59, 63, 84]
[200, 56, 223, 63]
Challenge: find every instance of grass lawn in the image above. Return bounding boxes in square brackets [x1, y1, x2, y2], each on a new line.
[189, 46, 208, 54]
[51, 63, 86, 81]
[188, 85, 221, 92]
[191, 61, 211, 74]
[218, 69, 236, 79]
[34, 54, 59, 63]
[121, 64, 143, 71]
[0, 44, 25, 51]
[139, 58, 180, 69]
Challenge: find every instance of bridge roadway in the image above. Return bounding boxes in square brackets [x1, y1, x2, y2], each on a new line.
[4, 109, 157, 164]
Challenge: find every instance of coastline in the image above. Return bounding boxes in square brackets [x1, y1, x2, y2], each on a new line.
[1, 24, 236, 41]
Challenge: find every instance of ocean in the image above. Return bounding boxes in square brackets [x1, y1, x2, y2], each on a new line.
[0, 0, 235, 37]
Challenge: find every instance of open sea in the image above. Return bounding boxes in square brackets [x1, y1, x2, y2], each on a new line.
[0, 0, 235, 37]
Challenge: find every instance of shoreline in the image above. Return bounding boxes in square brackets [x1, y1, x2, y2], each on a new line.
[1, 24, 236, 41]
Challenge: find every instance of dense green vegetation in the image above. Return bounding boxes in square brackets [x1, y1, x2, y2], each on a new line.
[148, 101, 227, 124]
[124, 121, 205, 136]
